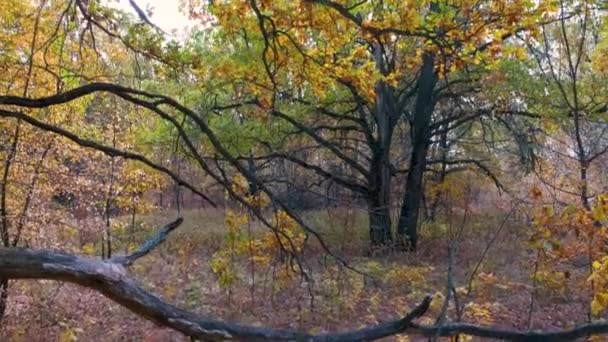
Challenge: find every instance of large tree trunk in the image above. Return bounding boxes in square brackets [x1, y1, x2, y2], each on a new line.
[368, 203, 392, 245]
[366, 44, 398, 246]
[367, 142, 394, 245]
[397, 140, 430, 250]
[367, 188, 392, 246]
[396, 53, 438, 250]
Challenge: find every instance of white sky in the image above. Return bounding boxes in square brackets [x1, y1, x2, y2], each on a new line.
[111, 0, 196, 35]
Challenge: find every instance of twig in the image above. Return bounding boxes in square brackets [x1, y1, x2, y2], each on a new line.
[466, 205, 516, 295]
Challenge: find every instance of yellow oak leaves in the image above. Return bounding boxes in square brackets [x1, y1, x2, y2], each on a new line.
[187, 0, 554, 109]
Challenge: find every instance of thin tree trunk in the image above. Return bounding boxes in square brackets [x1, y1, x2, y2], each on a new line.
[128, 198, 137, 255]
[103, 127, 117, 259]
[0, 279, 7, 323]
[397, 140, 430, 250]
[579, 161, 591, 210]
[428, 130, 449, 221]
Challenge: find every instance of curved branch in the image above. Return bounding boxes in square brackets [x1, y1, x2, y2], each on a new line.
[2, 244, 608, 341]
[0, 82, 159, 108]
[0, 247, 433, 341]
[427, 158, 504, 191]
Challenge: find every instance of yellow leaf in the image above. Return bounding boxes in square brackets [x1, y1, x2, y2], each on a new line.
[591, 299, 603, 316]
[81, 243, 95, 256]
[59, 328, 77, 342]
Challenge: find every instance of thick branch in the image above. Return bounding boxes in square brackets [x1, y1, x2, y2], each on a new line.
[305, 0, 420, 38]
[410, 322, 608, 341]
[1, 246, 608, 340]
[0, 246, 432, 341]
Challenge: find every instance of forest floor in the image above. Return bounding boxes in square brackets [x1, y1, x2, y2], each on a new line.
[0, 208, 593, 341]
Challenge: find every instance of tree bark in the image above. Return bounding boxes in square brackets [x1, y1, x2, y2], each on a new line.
[396, 53, 438, 250]
[579, 161, 591, 211]
[367, 126, 393, 245]
[367, 185, 392, 246]
[366, 44, 398, 246]
[0, 278, 7, 324]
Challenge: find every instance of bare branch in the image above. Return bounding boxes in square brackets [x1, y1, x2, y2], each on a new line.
[0, 246, 433, 341]
[271, 109, 369, 177]
[2, 246, 608, 341]
[427, 158, 504, 191]
[258, 152, 369, 195]
[111, 218, 183, 266]
[127, 0, 167, 35]
[409, 321, 608, 341]
[74, 0, 177, 68]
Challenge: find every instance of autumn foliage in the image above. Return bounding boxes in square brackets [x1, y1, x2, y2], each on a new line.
[0, 0, 607, 341]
